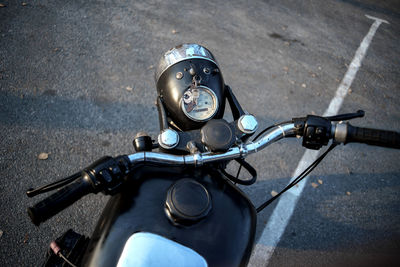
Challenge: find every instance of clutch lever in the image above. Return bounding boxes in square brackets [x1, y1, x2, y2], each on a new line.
[325, 110, 365, 121]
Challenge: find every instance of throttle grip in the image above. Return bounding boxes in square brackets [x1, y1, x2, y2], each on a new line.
[346, 124, 400, 149]
[27, 177, 94, 226]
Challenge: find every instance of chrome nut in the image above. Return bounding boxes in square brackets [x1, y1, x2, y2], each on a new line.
[158, 129, 179, 149]
[238, 115, 258, 134]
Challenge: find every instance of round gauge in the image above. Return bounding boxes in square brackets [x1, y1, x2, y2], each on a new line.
[181, 86, 218, 122]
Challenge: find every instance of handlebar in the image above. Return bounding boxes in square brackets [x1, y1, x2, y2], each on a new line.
[127, 123, 297, 167]
[27, 116, 400, 226]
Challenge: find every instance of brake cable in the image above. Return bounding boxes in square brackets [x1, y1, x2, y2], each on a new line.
[226, 122, 292, 185]
[256, 143, 337, 213]
[252, 121, 292, 142]
[220, 158, 257, 185]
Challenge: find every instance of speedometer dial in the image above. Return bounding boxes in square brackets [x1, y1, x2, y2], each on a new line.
[181, 86, 218, 122]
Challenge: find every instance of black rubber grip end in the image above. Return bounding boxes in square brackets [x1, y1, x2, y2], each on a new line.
[347, 124, 400, 149]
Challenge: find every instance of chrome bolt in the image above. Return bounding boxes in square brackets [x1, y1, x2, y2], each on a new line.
[176, 72, 183, 80]
[158, 129, 179, 149]
[238, 115, 258, 134]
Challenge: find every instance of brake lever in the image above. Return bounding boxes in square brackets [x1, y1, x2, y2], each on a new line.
[325, 110, 365, 121]
[26, 172, 81, 198]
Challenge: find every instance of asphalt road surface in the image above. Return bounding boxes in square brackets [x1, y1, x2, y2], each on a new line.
[1, 0, 399, 266]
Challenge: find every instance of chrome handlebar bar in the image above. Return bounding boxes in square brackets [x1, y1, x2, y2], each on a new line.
[127, 123, 297, 167]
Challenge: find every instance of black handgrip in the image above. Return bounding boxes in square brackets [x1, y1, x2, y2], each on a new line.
[346, 124, 400, 149]
[27, 177, 94, 226]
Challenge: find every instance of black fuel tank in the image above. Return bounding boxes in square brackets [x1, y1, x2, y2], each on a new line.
[82, 166, 256, 267]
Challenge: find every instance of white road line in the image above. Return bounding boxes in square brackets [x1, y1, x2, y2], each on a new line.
[324, 15, 388, 117]
[253, 15, 389, 266]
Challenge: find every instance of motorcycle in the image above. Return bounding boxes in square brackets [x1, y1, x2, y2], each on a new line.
[26, 44, 400, 267]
